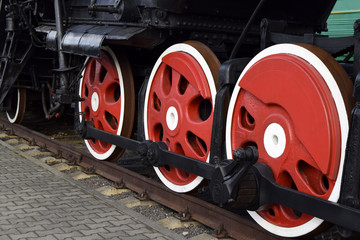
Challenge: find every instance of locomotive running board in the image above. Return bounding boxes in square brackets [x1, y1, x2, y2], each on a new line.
[38, 25, 147, 58]
[78, 120, 360, 234]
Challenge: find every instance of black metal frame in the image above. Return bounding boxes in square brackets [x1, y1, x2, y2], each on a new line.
[75, 17, 360, 235]
[78, 100, 360, 234]
[3, 0, 360, 236]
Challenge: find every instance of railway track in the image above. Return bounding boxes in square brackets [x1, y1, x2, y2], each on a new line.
[0, 117, 283, 240]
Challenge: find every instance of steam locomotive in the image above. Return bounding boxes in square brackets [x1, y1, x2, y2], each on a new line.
[1, 0, 360, 238]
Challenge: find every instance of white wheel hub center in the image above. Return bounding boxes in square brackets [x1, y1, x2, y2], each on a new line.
[91, 92, 100, 112]
[264, 123, 286, 158]
[166, 106, 179, 131]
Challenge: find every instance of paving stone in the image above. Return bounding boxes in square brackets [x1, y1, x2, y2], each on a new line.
[0, 228, 21, 236]
[80, 228, 109, 236]
[18, 224, 46, 234]
[130, 223, 149, 230]
[145, 232, 166, 239]
[92, 216, 118, 224]
[8, 232, 38, 240]
[28, 236, 57, 240]
[99, 231, 129, 238]
[120, 235, 148, 240]
[54, 232, 86, 238]
[188, 233, 218, 240]
[109, 218, 137, 227]
[0, 236, 11, 240]
[125, 227, 153, 236]
[72, 235, 104, 240]
[0, 141, 184, 240]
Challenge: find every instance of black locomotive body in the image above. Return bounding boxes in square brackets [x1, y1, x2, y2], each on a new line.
[1, 0, 360, 238]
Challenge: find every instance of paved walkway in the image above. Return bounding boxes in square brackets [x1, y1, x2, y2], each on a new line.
[0, 140, 184, 240]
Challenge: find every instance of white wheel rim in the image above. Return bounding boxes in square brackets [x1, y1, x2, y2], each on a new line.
[225, 44, 349, 237]
[144, 43, 217, 193]
[6, 89, 22, 123]
[78, 47, 126, 160]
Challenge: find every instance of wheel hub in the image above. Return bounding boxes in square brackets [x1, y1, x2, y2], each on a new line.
[166, 106, 179, 131]
[263, 123, 286, 158]
[91, 92, 100, 112]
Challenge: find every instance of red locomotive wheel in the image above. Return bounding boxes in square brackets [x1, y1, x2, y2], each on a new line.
[79, 47, 135, 161]
[226, 44, 353, 237]
[144, 41, 220, 192]
[6, 88, 26, 124]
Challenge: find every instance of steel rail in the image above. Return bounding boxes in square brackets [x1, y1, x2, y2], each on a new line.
[0, 118, 283, 240]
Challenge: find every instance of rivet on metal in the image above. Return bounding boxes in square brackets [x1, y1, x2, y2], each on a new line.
[138, 191, 149, 201]
[213, 224, 228, 238]
[84, 166, 95, 174]
[77, 154, 83, 163]
[40, 144, 47, 152]
[56, 150, 62, 158]
[115, 179, 125, 189]
[9, 128, 15, 135]
[68, 156, 77, 166]
[178, 208, 192, 222]
[29, 138, 36, 146]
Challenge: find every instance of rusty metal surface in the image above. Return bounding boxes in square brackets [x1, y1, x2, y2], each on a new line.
[0, 118, 284, 240]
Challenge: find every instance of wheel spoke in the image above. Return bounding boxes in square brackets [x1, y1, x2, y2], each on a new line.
[148, 104, 164, 125]
[169, 68, 182, 96]
[230, 90, 269, 149]
[174, 167, 190, 181]
[98, 72, 115, 93]
[102, 101, 120, 121]
[84, 60, 96, 86]
[181, 83, 201, 105]
[178, 137, 198, 160]
[237, 90, 270, 128]
[93, 60, 103, 86]
[82, 82, 90, 98]
[286, 165, 319, 196]
[184, 118, 212, 147]
[152, 63, 172, 99]
[102, 118, 118, 133]
[81, 87, 91, 107]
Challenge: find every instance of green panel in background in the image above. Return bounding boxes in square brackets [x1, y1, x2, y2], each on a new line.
[326, 0, 360, 37]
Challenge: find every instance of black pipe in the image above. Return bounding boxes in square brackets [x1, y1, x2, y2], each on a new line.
[54, 0, 67, 90]
[230, 0, 267, 59]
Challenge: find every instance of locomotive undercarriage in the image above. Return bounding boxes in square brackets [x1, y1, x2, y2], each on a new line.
[2, 0, 360, 238]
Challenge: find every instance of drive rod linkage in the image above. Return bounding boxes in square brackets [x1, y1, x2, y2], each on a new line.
[251, 163, 360, 233]
[79, 120, 360, 233]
